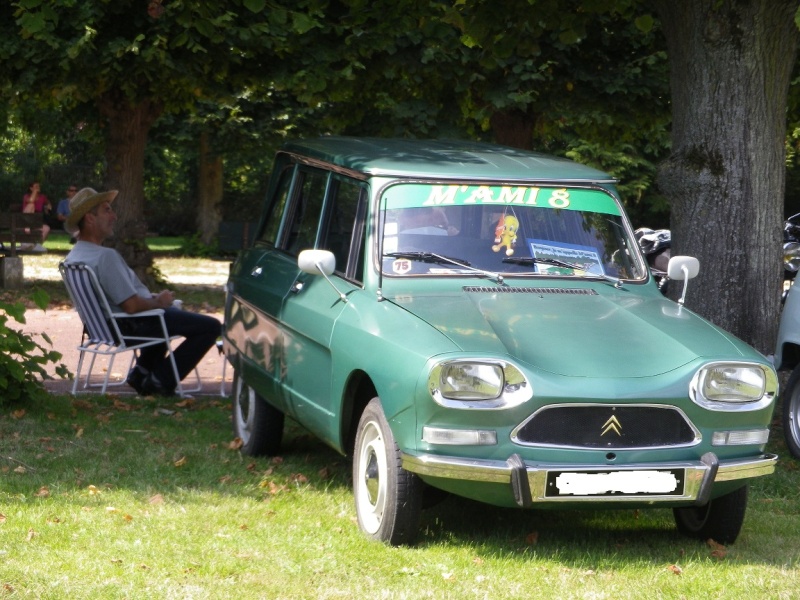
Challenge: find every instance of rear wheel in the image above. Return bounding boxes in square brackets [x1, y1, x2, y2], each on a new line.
[673, 485, 748, 544]
[231, 371, 284, 456]
[353, 398, 423, 545]
[782, 364, 800, 459]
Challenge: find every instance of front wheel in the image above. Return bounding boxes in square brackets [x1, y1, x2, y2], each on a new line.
[673, 485, 748, 544]
[353, 398, 423, 545]
[232, 371, 284, 456]
[782, 364, 800, 459]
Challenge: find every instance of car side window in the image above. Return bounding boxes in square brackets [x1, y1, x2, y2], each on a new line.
[321, 177, 365, 280]
[283, 168, 328, 256]
[256, 165, 293, 246]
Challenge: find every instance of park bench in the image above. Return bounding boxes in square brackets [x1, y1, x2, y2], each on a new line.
[0, 211, 45, 289]
[0, 212, 45, 257]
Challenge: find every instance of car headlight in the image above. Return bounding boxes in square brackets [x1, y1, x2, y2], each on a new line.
[690, 362, 778, 411]
[428, 360, 531, 409]
[785, 241, 800, 272]
[440, 362, 503, 400]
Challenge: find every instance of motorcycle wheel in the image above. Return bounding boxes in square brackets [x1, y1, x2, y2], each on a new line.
[782, 364, 800, 459]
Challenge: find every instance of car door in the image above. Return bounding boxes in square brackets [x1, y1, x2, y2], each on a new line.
[278, 172, 367, 443]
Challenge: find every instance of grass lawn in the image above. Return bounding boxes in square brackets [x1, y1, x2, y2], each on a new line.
[2, 236, 800, 598]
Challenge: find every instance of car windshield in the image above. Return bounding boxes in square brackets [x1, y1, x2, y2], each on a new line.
[380, 183, 647, 281]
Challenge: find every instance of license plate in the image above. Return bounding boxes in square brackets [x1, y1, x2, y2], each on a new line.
[546, 469, 685, 497]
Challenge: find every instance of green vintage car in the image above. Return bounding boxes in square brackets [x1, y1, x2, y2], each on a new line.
[222, 137, 778, 545]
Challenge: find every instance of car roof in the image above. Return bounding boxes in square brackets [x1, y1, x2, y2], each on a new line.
[280, 136, 616, 183]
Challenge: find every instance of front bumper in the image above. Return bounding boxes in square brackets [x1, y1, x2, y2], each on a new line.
[402, 451, 777, 507]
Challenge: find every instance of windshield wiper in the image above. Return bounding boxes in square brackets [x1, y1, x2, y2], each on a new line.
[385, 251, 471, 266]
[384, 251, 505, 285]
[502, 256, 623, 288]
[502, 256, 582, 271]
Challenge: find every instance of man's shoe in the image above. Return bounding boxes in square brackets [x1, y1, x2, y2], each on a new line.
[142, 372, 176, 397]
[125, 367, 148, 394]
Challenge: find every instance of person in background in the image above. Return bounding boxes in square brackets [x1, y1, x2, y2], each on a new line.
[22, 181, 51, 251]
[64, 187, 222, 396]
[57, 184, 78, 241]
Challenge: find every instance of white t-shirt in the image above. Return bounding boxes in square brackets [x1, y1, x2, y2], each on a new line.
[65, 241, 151, 313]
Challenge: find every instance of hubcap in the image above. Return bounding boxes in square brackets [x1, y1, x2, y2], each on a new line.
[364, 450, 380, 504]
[234, 379, 253, 443]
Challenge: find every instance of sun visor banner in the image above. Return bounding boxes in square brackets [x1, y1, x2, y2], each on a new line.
[381, 184, 621, 216]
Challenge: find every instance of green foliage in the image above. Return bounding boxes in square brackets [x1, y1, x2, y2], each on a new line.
[179, 232, 221, 258]
[0, 291, 69, 406]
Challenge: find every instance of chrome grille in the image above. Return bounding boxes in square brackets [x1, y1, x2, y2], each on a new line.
[512, 404, 699, 449]
[463, 286, 597, 295]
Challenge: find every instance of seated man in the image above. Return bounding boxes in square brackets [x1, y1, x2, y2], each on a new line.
[64, 187, 221, 396]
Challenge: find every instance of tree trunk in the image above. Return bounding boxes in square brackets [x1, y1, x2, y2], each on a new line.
[490, 109, 535, 150]
[652, 0, 799, 353]
[197, 130, 224, 246]
[97, 89, 163, 287]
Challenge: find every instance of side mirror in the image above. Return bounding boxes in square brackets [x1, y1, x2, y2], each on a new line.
[666, 255, 700, 305]
[297, 249, 346, 303]
[298, 249, 336, 276]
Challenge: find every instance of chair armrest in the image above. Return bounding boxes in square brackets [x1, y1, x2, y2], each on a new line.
[111, 309, 166, 319]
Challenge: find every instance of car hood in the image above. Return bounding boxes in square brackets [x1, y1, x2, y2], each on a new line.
[388, 286, 746, 377]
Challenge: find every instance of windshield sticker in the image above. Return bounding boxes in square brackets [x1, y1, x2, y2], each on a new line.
[391, 258, 413, 275]
[382, 184, 621, 215]
[529, 239, 604, 275]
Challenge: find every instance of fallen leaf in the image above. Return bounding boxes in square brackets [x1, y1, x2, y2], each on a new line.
[525, 531, 539, 545]
[0, 513, 7, 523]
[266, 481, 288, 494]
[668, 564, 683, 575]
[290, 473, 308, 484]
[174, 456, 187, 467]
[149, 494, 165, 504]
[75, 427, 84, 438]
[707, 539, 727, 559]
[13, 466, 26, 474]
[123, 514, 133, 522]
[228, 438, 243, 450]
[175, 398, 194, 408]
[239, 524, 249, 530]
[87, 485, 100, 495]
[113, 399, 132, 411]
[11, 409, 26, 419]
[34, 486, 50, 498]
[26, 528, 36, 541]
[219, 475, 233, 484]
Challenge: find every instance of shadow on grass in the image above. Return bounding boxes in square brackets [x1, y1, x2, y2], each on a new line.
[3, 390, 797, 563]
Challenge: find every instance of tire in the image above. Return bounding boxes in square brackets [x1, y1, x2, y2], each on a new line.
[673, 485, 748, 544]
[231, 371, 284, 456]
[353, 398, 423, 545]
[782, 364, 800, 459]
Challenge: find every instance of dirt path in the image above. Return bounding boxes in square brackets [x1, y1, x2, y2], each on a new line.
[20, 306, 231, 398]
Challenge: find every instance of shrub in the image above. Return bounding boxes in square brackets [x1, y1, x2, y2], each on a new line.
[0, 290, 69, 405]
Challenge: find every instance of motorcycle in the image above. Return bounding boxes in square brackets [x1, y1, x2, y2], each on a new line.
[635, 227, 671, 293]
[773, 213, 800, 458]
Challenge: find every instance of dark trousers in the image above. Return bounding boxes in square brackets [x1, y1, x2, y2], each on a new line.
[123, 308, 221, 390]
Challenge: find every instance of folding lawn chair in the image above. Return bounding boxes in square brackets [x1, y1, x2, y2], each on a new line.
[58, 261, 201, 398]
